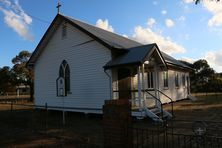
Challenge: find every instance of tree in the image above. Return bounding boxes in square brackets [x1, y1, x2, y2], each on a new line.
[192, 59, 215, 92]
[195, 0, 220, 4]
[0, 66, 16, 94]
[193, 59, 214, 77]
[12, 50, 34, 101]
[180, 59, 222, 93]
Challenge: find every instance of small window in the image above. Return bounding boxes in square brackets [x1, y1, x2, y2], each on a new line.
[182, 74, 186, 87]
[175, 73, 179, 88]
[59, 60, 70, 95]
[163, 71, 168, 88]
[147, 72, 154, 89]
[62, 23, 67, 39]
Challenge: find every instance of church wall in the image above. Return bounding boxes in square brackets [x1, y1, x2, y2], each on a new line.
[158, 70, 189, 104]
[34, 21, 112, 112]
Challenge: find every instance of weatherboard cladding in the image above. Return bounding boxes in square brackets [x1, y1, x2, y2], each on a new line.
[34, 22, 111, 108]
[157, 70, 189, 103]
[28, 14, 190, 70]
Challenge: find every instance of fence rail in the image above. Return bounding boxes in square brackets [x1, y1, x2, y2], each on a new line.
[131, 120, 222, 148]
[0, 102, 222, 147]
[0, 102, 103, 147]
[0, 94, 30, 99]
[0, 95, 30, 104]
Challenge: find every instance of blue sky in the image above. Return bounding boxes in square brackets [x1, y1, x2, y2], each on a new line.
[1, 0, 222, 72]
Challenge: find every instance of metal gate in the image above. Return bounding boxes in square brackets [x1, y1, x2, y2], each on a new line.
[130, 120, 222, 148]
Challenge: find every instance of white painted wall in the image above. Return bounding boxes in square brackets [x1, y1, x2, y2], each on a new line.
[112, 68, 190, 105]
[158, 69, 189, 104]
[34, 21, 111, 112]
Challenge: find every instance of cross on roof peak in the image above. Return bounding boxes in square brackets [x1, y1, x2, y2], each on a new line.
[56, 1, 62, 14]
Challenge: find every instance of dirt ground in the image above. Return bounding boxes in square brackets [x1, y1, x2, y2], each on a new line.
[0, 104, 104, 147]
[0, 94, 221, 147]
[164, 94, 222, 121]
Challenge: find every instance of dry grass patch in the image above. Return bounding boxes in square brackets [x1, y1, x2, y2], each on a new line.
[164, 94, 222, 121]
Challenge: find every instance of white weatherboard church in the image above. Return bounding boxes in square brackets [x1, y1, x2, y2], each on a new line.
[28, 14, 193, 121]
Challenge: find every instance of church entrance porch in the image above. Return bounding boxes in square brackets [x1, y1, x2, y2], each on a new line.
[112, 63, 160, 110]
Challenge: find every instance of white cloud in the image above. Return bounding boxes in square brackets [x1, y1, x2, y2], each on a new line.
[204, 50, 222, 72]
[147, 18, 156, 28]
[180, 51, 222, 72]
[165, 19, 175, 28]
[166, 36, 171, 40]
[0, 0, 33, 41]
[96, 19, 114, 32]
[132, 25, 186, 55]
[203, 0, 222, 13]
[178, 16, 186, 22]
[122, 34, 128, 38]
[184, 34, 190, 40]
[0, 0, 11, 7]
[202, 1, 222, 27]
[161, 10, 167, 15]
[153, 1, 158, 5]
[184, 0, 222, 27]
[183, 0, 194, 4]
[180, 57, 196, 64]
[94, 18, 186, 56]
[208, 12, 222, 27]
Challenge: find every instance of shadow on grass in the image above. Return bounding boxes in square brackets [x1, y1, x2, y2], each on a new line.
[0, 107, 104, 147]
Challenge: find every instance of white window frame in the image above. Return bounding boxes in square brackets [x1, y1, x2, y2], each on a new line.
[175, 73, 179, 88]
[163, 71, 169, 89]
[182, 74, 186, 87]
[147, 72, 154, 89]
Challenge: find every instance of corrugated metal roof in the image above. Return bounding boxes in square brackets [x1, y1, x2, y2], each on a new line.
[161, 52, 191, 69]
[28, 14, 191, 71]
[104, 44, 155, 68]
[63, 15, 141, 49]
[63, 15, 190, 70]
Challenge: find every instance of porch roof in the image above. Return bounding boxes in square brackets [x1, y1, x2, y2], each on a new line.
[104, 43, 167, 69]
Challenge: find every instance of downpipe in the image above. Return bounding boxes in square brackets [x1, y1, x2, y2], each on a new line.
[104, 69, 112, 100]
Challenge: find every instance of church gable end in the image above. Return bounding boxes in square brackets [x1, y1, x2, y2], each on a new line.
[28, 14, 114, 67]
[34, 15, 112, 108]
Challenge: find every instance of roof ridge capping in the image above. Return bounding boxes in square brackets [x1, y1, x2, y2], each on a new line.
[60, 14, 142, 49]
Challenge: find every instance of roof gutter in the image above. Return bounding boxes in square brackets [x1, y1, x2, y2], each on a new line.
[103, 61, 141, 70]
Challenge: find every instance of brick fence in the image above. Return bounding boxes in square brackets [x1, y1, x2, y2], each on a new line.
[103, 99, 132, 148]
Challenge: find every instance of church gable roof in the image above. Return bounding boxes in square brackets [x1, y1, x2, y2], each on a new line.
[28, 14, 142, 66]
[63, 15, 141, 49]
[27, 14, 191, 71]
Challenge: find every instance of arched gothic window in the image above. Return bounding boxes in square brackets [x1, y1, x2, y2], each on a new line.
[59, 60, 70, 95]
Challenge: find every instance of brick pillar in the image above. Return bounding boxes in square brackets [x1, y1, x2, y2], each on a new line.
[103, 99, 132, 148]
